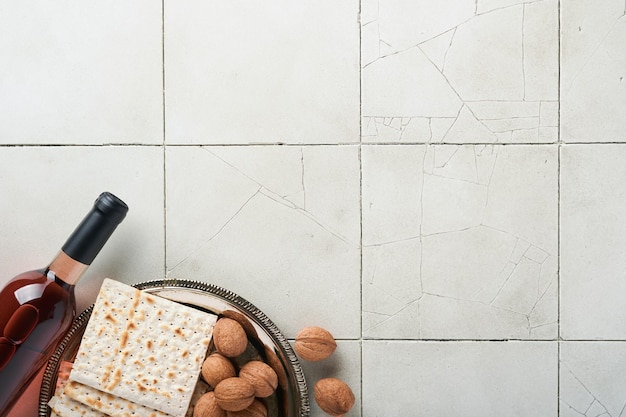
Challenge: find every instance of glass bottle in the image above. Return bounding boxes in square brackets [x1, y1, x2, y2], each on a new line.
[0, 192, 128, 415]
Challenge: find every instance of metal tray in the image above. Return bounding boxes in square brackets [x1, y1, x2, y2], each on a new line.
[38, 279, 310, 417]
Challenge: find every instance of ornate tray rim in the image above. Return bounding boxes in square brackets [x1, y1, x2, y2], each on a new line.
[38, 279, 310, 417]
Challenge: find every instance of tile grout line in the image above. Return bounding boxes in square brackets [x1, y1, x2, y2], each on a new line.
[162, 0, 166, 148]
[349, 338, 626, 342]
[557, 0, 562, 414]
[5, 141, 626, 148]
[162, 0, 167, 279]
[358, 0, 364, 413]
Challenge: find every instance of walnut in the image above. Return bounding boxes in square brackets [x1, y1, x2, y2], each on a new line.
[238, 360, 278, 398]
[314, 378, 355, 417]
[193, 392, 227, 417]
[294, 326, 337, 361]
[213, 318, 248, 358]
[202, 352, 237, 388]
[225, 399, 267, 417]
[213, 377, 255, 412]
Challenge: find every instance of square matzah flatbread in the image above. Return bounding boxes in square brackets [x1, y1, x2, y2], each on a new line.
[48, 386, 108, 417]
[64, 380, 169, 417]
[63, 379, 209, 417]
[48, 360, 106, 417]
[69, 279, 216, 416]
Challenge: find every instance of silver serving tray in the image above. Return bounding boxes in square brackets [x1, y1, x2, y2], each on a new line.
[38, 279, 310, 417]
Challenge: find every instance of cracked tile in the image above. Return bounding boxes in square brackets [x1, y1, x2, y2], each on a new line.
[446, 5, 525, 100]
[481, 145, 558, 254]
[361, 0, 475, 63]
[561, 0, 626, 142]
[363, 341, 558, 415]
[363, 240, 422, 339]
[477, 0, 538, 14]
[560, 343, 626, 417]
[204, 146, 306, 209]
[362, 145, 424, 245]
[164, 0, 359, 144]
[166, 145, 360, 338]
[361, 0, 558, 143]
[361, 47, 463, 121]
[561, 145, 626, 339]
[362, 144, 557, 339]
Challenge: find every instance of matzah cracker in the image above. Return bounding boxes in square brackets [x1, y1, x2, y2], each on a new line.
[69, 279, 216, 416]
[64, 380, 168, 417]
[48, 361, 107, 417]
[48, 386, 108, 417]
[64, 378, 209, 417]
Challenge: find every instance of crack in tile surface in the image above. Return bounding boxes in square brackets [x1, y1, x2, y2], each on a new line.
[167, 186, 262, 274]
[362, 0, 558, 143]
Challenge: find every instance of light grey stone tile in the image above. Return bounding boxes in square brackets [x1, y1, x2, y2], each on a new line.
[362, 144, 558, 339]
[362, 340, 558, 416]
[560, 342, 626, 417]
[164, 0, 360, 144]
[0, 1, 163, 144]
[361, 0, 558, 143]
[165, 145, 360, 338]
[561, 144, 626, 339]
[561, 0, 626, 142]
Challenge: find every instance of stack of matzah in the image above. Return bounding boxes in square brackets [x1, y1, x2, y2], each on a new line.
[48, 279, 217, 417]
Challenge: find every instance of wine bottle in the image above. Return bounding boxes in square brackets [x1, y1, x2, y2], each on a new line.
[0, 192, 128, 415]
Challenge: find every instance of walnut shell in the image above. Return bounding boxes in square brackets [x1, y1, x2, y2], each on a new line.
[225, 399, 268, 417]
[264, 345, 288, 389]
[213, 318, 248, 358]
[214, 377, 255, 412]
[202, 352, 237, 388]
[193, 392, 227, 417]
[222, 309, 259, 340]
[294, 326, 337, 361]
[314, 378, 355, 417]
[239, 360, 278, 398]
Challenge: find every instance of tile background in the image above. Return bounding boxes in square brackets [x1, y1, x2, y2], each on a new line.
[1, 0, 625, 415]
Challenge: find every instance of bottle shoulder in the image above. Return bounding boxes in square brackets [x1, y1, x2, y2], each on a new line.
[1, 269, 73, 304]
[2, 269, 47, 290]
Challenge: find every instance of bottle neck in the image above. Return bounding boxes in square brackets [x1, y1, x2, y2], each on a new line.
[47, 250, 89, 286]
[61, 192, 128, 265]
